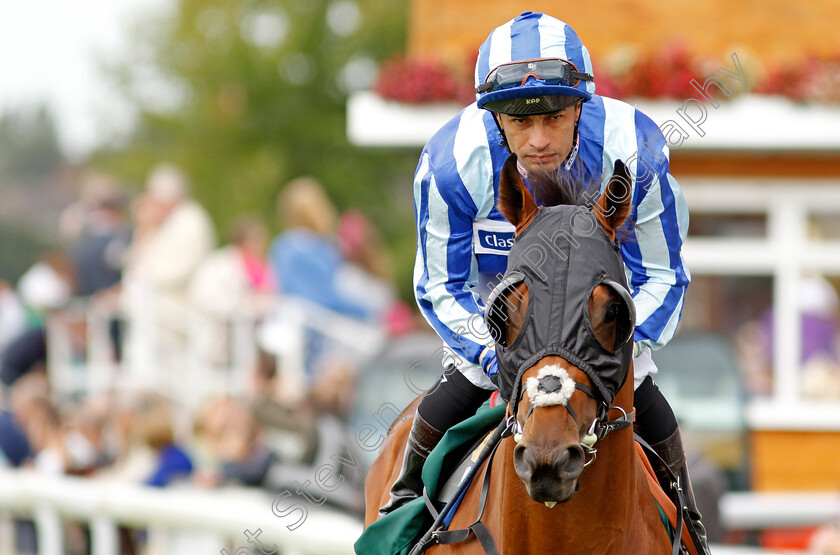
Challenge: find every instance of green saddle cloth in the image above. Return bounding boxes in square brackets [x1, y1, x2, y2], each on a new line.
[354, 400, 506, 555]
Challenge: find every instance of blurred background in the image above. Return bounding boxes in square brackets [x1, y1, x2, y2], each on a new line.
[1, 0, 840, 554]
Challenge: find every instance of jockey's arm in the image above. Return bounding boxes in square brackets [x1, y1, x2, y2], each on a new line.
[412, 151, 495, 372]
[623, 158, 691, 354]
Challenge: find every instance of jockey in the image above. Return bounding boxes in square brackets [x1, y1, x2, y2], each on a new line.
[382, 11, 710, 555]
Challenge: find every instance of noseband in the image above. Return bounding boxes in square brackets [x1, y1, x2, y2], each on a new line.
[507, 365, 634, 467]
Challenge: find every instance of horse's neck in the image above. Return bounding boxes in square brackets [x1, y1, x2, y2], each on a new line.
[498, 380, 641, 550]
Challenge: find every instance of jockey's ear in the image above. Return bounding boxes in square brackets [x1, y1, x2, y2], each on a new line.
[594, 160, 632, 240]
[498, 154, 539, 234]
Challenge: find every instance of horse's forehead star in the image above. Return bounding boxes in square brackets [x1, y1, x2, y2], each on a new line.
[525, 365, 576, 408]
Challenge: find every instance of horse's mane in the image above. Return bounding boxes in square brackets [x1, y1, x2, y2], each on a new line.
[525, 166, 638, 242]
[526, 166, 597, 209]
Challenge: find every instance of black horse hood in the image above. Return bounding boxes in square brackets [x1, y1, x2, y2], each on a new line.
[485, 204, 635, 410]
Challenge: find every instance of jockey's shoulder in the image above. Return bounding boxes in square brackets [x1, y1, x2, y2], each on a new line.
[587, 94, 665, 144]
[424, 103, 494, 154]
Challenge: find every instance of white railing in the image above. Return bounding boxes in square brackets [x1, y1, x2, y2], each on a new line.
[44, 293, 386, 408]
[0, 468, 362, 555]
[719, 491, 840, 530]
[0, 468, 833, 555]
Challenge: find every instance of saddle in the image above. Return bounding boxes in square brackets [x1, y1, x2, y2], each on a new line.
[354, 401, 507, 555]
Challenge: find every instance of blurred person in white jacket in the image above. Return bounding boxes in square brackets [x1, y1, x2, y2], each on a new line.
[122, 164, 216, 389]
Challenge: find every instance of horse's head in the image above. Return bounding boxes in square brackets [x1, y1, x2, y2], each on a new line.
[486, 155, 636, 505]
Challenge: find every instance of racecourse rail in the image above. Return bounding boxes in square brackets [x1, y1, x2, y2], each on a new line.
[0, 468, 835, 554]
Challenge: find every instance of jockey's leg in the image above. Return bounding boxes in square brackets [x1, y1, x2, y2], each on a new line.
[378, 366, 492, 517]
[635, 376, 712, 555]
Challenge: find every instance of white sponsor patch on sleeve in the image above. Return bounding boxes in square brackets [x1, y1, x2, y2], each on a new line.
[473, 218, 516, 255]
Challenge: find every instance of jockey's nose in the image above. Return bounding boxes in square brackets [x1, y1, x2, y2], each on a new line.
[528, 121, 552, 151]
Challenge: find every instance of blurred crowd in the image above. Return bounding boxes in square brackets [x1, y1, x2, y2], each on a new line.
[0, 165, 419, 554]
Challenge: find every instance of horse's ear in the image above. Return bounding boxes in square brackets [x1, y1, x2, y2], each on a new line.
[498, 154, 539, 234]
[594, 160, 632, 239]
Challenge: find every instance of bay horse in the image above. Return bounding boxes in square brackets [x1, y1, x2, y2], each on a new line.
[363, 155, 696, 555]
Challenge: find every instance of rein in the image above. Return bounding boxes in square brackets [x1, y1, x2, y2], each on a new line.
[409, 419, 509, 555]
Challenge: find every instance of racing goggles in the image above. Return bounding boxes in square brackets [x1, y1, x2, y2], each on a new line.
[476, 58, 593, 94]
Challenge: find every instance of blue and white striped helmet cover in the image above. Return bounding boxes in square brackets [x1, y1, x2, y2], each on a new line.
[474, 11, 596, 108]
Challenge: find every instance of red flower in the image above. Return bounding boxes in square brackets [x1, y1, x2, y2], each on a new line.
[374, 56, 474, 105]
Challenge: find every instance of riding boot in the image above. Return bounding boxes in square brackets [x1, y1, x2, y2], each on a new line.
[650, 428, 712, 555]
[378, 412, 445, 517]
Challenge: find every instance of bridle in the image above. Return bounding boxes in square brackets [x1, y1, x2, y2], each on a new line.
[507, 365, 634, 469]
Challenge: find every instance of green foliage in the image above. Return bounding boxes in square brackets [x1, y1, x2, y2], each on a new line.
[0, 105, 63, 179]
[93, 0, 422, 300]
[0, 223, 51, 284]
[0, 105, 65, 281]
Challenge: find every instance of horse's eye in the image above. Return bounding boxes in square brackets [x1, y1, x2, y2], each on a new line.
[590, 279, 636, 353]
[604, 303, 619, 324]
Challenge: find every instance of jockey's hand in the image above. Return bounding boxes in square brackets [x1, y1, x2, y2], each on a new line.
[480, 347, 500, 382]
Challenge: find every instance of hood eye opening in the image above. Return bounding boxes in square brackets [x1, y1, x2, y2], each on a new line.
[589, 279, 635, 353]
[486, 277, 528, 348]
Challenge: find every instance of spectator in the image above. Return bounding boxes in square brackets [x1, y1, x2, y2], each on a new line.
[1, 253, 74, 388]
[266, 178, 373, 385]
[0, 404, 31, 468]
[736, 275, 840, 398]
[121, 164, 215, 387]
[131, 395, 193, 487]
[16, 251, 74, 324]
[189, 216, 275, 372]
[269, 177, 369, 320]
[0, 280, 27, 355]
[192, 396, 274, 488]
[811, 524, 840, 555]
[8, 373, 63, 474]
[67, 185, 131, 298]
[190, 216, 274, 313]
[58, 173, 124, 248]
[61, 398, 112, 475]
[0, 326, 47, 388]
[336, 209, 416, 336]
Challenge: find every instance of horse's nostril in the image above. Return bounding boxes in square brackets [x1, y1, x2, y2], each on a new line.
[557, 445, 585, 479]
[514, 443, 537, 473]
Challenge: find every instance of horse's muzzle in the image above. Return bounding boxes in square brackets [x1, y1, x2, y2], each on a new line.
[513, 441, 586, 503]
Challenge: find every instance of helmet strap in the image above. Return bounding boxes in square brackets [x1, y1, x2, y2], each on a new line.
[562, 105, 583, 170]
[492, 113, 509, 150]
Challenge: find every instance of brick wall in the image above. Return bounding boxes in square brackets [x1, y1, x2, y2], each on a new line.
[409, 0, 839, 66]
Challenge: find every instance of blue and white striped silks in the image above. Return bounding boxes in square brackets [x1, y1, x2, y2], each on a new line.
[413, 95, 690, 381]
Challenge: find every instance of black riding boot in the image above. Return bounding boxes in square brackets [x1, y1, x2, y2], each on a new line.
[378, 412, 445, 517]
[650, 428, 712, 555]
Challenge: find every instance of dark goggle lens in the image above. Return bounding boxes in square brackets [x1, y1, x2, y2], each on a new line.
[477, 58, 593, 94]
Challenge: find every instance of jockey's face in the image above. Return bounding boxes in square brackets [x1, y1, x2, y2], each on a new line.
[496, 102, 582, 174]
